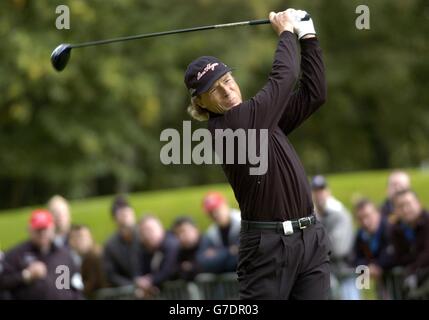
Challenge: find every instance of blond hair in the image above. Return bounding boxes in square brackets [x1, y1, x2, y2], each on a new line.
[187, 96, 209, 122]
[47, 195, 69, 213]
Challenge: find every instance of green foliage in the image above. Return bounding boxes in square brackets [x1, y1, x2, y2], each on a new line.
[291, 0, 429, 172]
[0, 0, 427, 208]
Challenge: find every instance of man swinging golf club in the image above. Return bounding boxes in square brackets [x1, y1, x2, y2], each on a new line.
[184, 9, 330, 299]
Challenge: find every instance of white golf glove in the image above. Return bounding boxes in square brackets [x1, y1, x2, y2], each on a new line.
[292, 10, 316, 40]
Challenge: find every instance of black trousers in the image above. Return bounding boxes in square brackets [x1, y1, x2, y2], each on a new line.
[237, 221, 331, 300]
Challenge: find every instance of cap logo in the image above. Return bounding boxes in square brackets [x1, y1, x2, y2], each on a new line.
[197, 62, 219, 81]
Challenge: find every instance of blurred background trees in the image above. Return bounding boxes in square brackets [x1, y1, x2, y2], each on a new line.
[0, 0, 428, 208]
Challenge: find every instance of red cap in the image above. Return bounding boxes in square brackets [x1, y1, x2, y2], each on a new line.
[203, 192, 226, 213]
[29, 209, 54, 230]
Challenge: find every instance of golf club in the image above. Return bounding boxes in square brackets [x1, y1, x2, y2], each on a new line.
[51, 14, 310, 72]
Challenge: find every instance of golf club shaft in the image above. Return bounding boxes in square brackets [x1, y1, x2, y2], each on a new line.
[70, 19, 270, 49]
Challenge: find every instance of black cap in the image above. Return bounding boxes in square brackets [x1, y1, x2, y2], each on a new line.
[184, 56, 232, 96]
[311, 175, 328, 190]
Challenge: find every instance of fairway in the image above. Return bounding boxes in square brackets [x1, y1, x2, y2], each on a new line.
[1, 168, 428, 251]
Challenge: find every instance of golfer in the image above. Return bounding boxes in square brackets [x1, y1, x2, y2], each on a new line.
[184, 9, 330, 299]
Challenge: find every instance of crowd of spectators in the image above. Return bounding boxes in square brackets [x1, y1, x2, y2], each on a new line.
[1, 170, 428, 300]
[0, 192, 240, 299]
[311, 170, 429, 299]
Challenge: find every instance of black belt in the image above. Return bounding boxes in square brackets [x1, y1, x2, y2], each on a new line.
[241, 215, 316, 235]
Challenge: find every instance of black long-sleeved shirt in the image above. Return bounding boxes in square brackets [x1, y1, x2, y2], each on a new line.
[208, 31, 326, 221]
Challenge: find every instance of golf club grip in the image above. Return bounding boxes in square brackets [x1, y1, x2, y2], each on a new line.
[249, 13, 310, 25]
[249, 19, 270, 26]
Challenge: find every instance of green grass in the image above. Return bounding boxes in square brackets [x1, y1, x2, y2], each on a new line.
[326, 169, 429, 210]
[1, 168, 428, 253]
[0, 183, 237, 251]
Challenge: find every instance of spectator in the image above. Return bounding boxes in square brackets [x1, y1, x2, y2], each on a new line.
[380, 170, 411, 222]
[69, 224, 107, 299]
[352, 198, 396, 298]
[0, 250, 11, 300]
[135, 215, 180, 298]
[103, 195, 142, 287]
[311, 175, 359, 300]
[171, 216, 203, 281]
[197, 192, 240, 274]
[47, 195, 72, 248]
[0, 209, 82, 299]
[391, 189, 429, 292]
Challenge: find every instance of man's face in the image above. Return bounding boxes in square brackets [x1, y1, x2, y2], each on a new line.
[394, 192, 421, 224]
[199, 73, 242, 114]
[138, 218, 165, 251]
[387, 173, 410, 198]
[356, 203, 380, 234]
[115, 207, 136, 229]
[174, 222, 200, 249]
[207, 202, 230, 227]
[312, 188, 330, 214]
[50, 201, 71, 235]
[30, 225, 55, 249]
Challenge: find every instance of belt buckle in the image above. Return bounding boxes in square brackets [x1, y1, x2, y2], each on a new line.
[282, 221, 294, 235]
[298, 217, 310, 229]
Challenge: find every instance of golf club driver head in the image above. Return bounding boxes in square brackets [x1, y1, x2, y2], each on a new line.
[51, 44, 72, 71]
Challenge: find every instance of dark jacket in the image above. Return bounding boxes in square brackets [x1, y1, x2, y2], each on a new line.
[103, 229, 142, 287]
[196, 209, 240, 273]
[207, 32, 326, 221]
[0, 241, 82, 300]
[352, 217, 395, 270]
[0, 251, 11, 300]
[380, 198, 394, 218]
[141, 232, 180, 286]
[391, 210, 429, 276]
[175, 240, 202, 281]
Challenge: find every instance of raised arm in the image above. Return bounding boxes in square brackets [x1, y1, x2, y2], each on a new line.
[278, 38, 326, 135]
[224, 10, 300, 130]
[278, 17, 327, 135]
